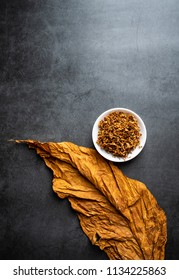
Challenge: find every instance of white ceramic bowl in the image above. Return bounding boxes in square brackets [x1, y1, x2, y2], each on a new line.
[92, 108, 147, 162]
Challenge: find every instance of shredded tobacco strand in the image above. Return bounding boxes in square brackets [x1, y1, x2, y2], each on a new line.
[97, 112, 141, 158]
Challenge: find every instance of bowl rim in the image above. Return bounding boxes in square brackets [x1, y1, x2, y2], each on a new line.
[92, 107, 147, 162]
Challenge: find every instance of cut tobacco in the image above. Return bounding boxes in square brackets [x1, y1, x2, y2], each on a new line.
[97, 112, 141, 158]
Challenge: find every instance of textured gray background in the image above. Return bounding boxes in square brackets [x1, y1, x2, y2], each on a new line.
[0, 0, 179, 260]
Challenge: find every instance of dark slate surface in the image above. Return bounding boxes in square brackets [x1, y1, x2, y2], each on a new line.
[0, 0, 179, 260]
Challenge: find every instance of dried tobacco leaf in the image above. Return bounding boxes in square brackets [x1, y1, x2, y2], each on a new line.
[16, 140, 167, 260]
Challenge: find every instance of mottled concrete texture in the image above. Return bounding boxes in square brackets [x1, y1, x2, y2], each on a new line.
[0, 0, 179, 260]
